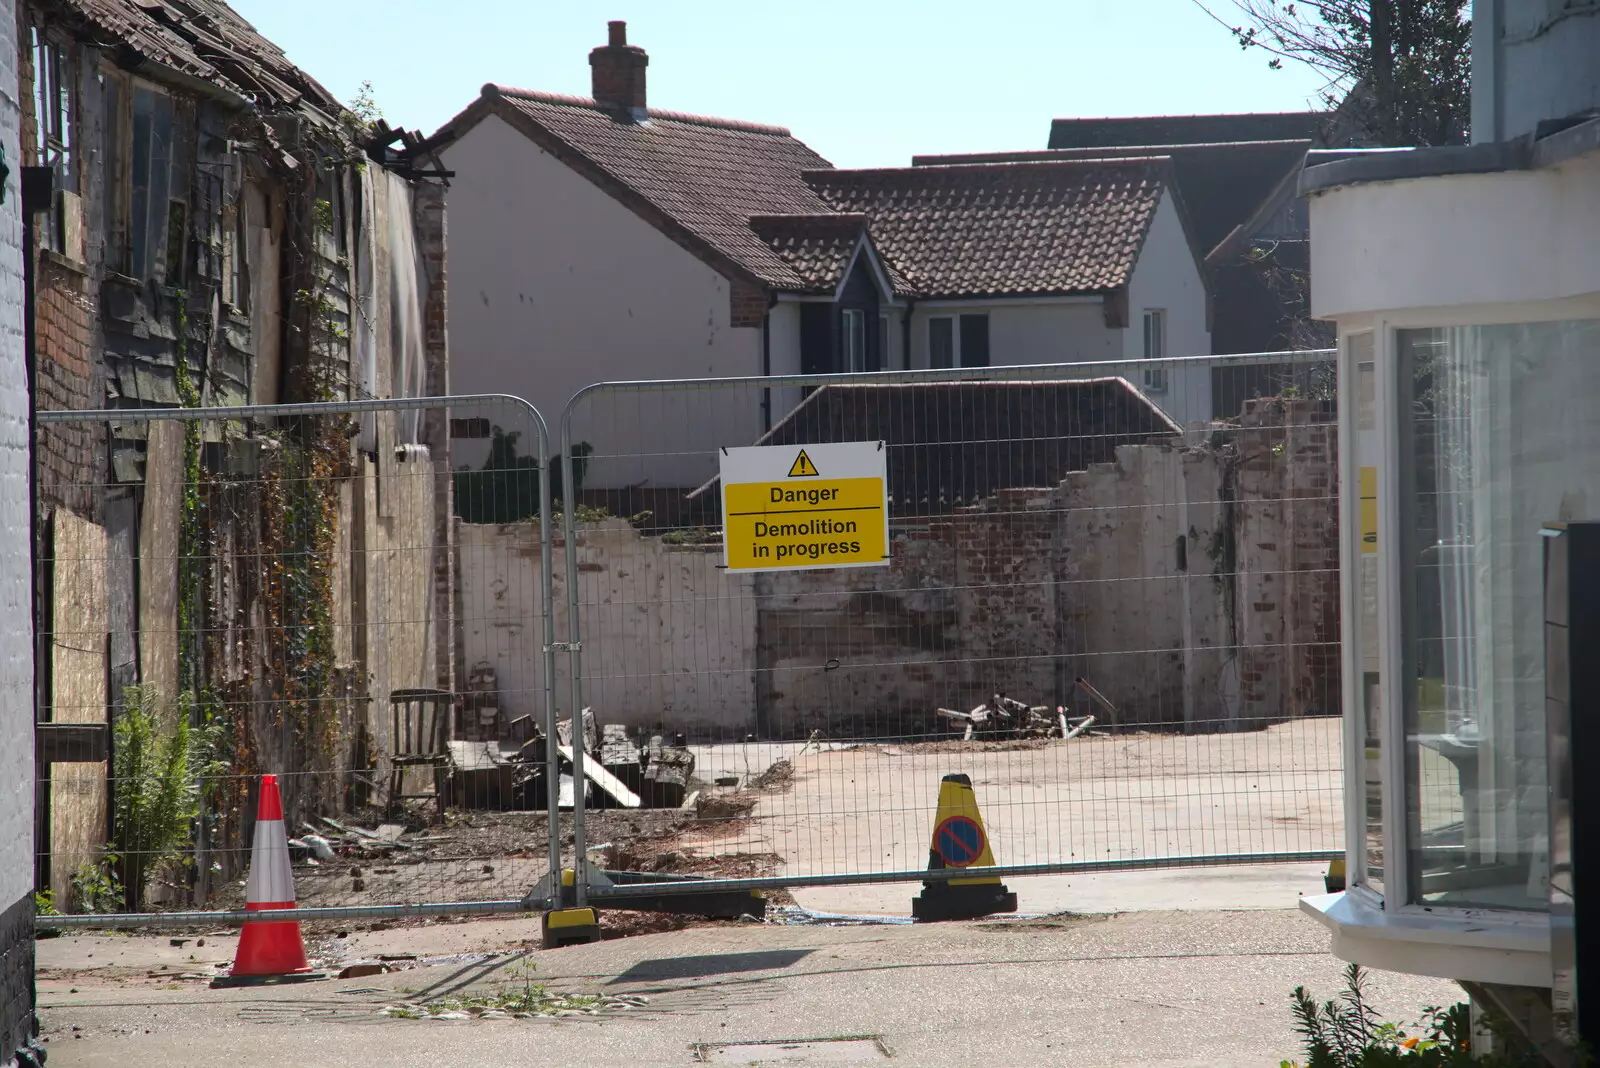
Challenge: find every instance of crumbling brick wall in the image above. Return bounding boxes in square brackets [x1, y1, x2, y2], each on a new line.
[753, 410, 1338, 738]
[462, 406, 1341, 740]
[415, 181, 457, 696]
[1233, 397, 1342, 727]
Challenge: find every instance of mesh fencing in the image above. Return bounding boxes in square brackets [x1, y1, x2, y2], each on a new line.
[552, 350, 1344, 901]
[35, 396, 563, 924]
[34, 351, 1346, 926]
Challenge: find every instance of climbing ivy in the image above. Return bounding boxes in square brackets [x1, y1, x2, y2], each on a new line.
[172, 294, 204, 693]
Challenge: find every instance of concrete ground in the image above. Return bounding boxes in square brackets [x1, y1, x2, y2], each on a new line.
[36, 905, 1459, 1068]
[36, 719, 1375, 1065]
[713, 717, 1342, 915]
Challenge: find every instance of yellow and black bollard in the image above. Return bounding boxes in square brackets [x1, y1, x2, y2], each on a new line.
[542, 868, 603, 948]
[912, 773, 1018, 922]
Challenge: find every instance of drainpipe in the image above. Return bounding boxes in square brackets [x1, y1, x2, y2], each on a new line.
[761, 292, 777, 433]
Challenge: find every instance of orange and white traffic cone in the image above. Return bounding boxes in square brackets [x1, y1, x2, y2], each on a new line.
[215, 774, 322, 986]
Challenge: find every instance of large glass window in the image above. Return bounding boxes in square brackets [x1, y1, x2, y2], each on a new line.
[1399, 320, 1600, 911]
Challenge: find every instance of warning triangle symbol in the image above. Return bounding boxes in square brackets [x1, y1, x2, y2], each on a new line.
[787, 449, 820, 478]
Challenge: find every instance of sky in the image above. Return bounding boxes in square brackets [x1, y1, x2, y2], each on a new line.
[228, 0, 1333, 168]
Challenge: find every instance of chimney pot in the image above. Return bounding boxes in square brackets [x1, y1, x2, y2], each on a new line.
[590, 21, 648, 115]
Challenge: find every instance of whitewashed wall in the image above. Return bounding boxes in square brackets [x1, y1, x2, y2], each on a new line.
[906, 299, 1116, 371]
[459, 518, 758, 735]
[1125, 191, 1213, 426]
[0, 0, 38, 1052]
[441, 116, 766, 490]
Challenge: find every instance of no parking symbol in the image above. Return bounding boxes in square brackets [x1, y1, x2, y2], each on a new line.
[933, 814, 986, 868]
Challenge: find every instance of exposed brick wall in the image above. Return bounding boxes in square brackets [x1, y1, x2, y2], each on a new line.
[749, 420, 1338, 737]
[728, 279, 768, 329]
[34, 256, 99, 519]
[21, 7, 103, 521]
[468, 416, 1341, 740]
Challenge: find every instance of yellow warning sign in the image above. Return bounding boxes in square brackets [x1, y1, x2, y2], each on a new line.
[720, 441, 889, 573]
[787, 450, 819, 478]
[1359, 466, 1378, 555]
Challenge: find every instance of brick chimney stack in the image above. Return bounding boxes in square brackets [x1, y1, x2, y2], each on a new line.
[590, 20, 648, 115]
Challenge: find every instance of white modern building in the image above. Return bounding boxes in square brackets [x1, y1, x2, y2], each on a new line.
[433, 22, 1211, 495]
[1300, 0, 1600, 1057]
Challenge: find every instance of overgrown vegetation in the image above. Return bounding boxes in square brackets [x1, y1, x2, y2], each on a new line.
[1282, 964, 1561, 1067]
[69, 858, 123, 915]
[111, 687, 210, 911]
[172, 294, 204, 693]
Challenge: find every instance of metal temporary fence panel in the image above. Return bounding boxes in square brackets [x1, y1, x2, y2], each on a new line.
[34, 394, 565, 929]
[555, 351, 1344, 904]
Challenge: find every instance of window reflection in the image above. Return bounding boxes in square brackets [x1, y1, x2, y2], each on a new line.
[1399, 320, 1600, 911]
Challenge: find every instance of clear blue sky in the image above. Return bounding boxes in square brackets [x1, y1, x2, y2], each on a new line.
[230, 0, 1331, 168]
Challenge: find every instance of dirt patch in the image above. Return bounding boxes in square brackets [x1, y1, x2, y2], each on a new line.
[749, 759, 795, 790]
[695, 793, 759, 821]
[601, 911, 713, 940]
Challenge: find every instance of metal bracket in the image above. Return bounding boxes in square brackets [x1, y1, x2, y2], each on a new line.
[543, 641, 582, 653]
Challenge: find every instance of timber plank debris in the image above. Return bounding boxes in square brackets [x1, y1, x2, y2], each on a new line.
[557, 744, 642, 808]
[935, 692, 1100, 740]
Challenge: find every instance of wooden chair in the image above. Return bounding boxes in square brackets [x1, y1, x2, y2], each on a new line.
[387, 688, 453, 822]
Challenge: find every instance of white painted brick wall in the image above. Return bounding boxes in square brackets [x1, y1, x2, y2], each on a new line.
[0, 0, 35, 912]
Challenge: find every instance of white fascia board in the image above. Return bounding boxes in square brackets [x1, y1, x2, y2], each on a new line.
[915, 295, 1104, 309]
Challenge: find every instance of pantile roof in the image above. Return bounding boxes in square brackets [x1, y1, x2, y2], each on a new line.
[748, 213, 868, 294]
[804, 159, 1171, 299]
[65, 0, 340, 113]
[479, 86, 836, 288]
[915, 141, 1310, 258]
[441, 87, 1187, 300]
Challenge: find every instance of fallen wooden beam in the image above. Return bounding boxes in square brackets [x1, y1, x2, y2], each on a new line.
[1075, 677, 1120, 724]
[557, 743, 641, 808]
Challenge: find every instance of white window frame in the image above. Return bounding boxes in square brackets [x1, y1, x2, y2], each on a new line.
[1142, 308, 1168, 393]
[32, 28, 73, 253]
[841, 308, 867, 372]
[927, 312, 992, 369]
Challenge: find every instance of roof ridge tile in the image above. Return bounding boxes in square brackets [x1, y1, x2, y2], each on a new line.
[488, 84, 793, 136]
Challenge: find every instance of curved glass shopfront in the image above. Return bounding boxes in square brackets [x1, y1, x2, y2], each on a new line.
[1389, 320, 1600, 911]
